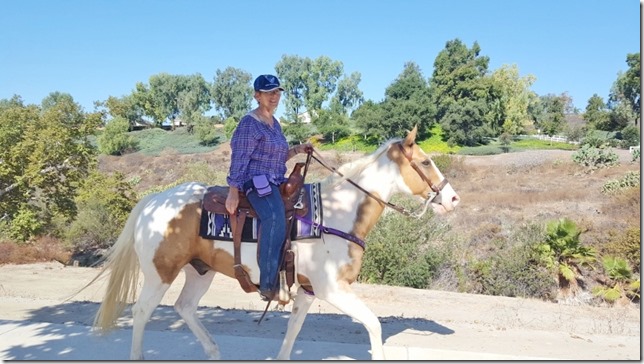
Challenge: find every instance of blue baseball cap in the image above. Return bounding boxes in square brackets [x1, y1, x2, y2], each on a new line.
[254, 74, 284, 92]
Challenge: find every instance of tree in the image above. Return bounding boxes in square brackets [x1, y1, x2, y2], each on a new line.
[98, 95, 147, 129]
[41, 92, 76, 112]
[211, 67, 253, 120]
[610, 53, 640, 125]
[358, 62, 435, 141]
[0, 97, 100, 241]
[97, 117, 138, 155]
[583, 94, 610, 130]
[275, 55, 309, 121]
[488, 65, 536, 135]
[133, 73, 212, 128]
[329, 71, 364, 116]
[351, 100, 385, 142]
[313, 109, 351, 144]
[429, 39, 491, 145]
[276, 55, 343, 121]
[532, 94, 566, 137]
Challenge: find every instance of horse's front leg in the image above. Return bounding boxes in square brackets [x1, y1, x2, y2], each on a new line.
[276, 287, 315, 360]
[323, 289, 384, 360]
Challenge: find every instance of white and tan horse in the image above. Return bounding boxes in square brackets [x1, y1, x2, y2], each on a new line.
[89, 127, 460, 360]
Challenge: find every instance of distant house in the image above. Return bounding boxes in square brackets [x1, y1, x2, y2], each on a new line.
[297, 110, 318, 124]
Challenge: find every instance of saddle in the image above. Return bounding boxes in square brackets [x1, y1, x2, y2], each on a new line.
[200, 162, 307, 300]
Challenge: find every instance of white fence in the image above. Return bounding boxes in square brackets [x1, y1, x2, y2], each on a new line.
[531, 134, 579, 144]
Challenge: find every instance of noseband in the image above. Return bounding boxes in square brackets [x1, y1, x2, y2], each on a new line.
[397, 142, 449, 195]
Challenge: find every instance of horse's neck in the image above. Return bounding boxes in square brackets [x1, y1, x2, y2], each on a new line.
[321, 157, 396, 239]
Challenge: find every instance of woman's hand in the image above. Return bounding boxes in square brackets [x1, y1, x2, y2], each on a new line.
[289, 143, 313, 159]
[226, 187, 240, 215]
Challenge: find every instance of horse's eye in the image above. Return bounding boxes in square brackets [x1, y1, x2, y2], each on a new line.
[421, 159, 432, 167]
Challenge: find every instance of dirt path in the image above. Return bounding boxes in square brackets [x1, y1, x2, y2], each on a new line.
[0, 262, 639, 360]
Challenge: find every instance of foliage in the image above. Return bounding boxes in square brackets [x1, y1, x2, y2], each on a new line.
[66, 171, 137, 251]
[211, 67, 253, 120]
[98, 116, 139, 155]
[0, 95, 99, 241]
[592, 256, 640, 303]
[488, 65, 536, 135]
[282, 121, 316, 145]
[609, 52, 640, 126]
[417, 123, 460, 154]
[430, 39, 492, 145]
[619, 124, 640, 148]
[571, 145, 619, 170]
[128, 126, 221, 155]
[512, 137, 578, 150]
[275, 55, 344, 121]
[603, 228, 641, 273]
[469, 243, 555, 299]
[192, 115, 220, 146]
[530, 94, 566, 137]
[583, 94, 610, 130]
[4, 204, 45, 242]
[632, 148, 640, 162]
[133, 73, 212, 127]
[601, 171, 640, 195]
[535, 218, 596, 286]
[359, 196, 452, 289]
[351, 100, 386, 141]
[223, 117, 239, 140]
[313, 109, 351, 144]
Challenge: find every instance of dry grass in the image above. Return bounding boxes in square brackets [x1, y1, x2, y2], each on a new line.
[442, 150, 640, 258]
[0, 236, 72, 265]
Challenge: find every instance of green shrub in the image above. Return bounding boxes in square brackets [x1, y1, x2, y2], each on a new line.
[620, 125, 640, 149]
[67, 171, 137, 252]
[592, 256, 640, 303]
[466, 223, 556, 299]
[98, 117, 139, 155]
[535, 218, 596, 285]
[359, 195, 452, 289]
[604, 227, 641, 273]
[601, 171, 640, 195]
[5, 204, 44, 242]
[572, 145, 619, 170]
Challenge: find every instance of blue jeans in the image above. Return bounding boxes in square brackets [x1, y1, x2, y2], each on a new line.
[245, 183, 286, 293]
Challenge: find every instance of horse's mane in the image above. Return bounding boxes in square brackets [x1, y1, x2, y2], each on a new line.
[321, 137, 402, 190]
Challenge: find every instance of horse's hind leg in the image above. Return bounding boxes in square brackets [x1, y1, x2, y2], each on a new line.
[130, 272, 171, 360]
[276, 287, 316, 360]
[174, 266, 220, 360]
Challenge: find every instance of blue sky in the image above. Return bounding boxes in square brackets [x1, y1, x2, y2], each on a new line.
[0, 0, 640, 118]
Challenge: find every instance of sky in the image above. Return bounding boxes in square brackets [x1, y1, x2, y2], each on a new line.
[0, 0, 640, 119]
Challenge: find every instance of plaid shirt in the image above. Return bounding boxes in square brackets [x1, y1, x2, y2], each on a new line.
[226, 113, 289, 190]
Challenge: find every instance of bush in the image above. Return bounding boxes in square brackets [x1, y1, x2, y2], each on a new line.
[66, 171, 137, 253]
[572, 145, 619, 170]
[603, 228, 641, 273]
[359, 195, 452, 289]
[620, 125, 640, 149]
[601, 171, 640, 195]
[466, 223, 556, 299]
[98, 117, 139, 155]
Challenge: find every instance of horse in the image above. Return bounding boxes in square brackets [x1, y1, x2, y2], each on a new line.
[87, 126, 460, 360]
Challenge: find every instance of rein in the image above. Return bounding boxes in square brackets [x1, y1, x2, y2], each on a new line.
[310, 142, 447, 217]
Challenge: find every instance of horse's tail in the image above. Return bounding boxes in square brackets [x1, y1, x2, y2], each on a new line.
[91, 192, 156, 333]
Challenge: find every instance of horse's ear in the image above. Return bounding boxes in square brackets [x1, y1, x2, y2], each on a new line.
[403, 125, 418, 147]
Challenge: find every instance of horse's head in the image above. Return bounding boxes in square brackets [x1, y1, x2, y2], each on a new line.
[389, 126, 460, 215]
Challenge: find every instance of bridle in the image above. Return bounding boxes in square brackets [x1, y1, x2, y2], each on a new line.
[397, 143, 449, 195]
[308, 142, 448, 217]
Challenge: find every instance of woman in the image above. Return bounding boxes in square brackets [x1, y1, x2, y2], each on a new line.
[225, 74, 311, 301]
